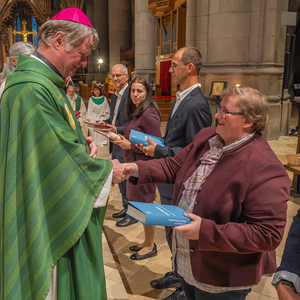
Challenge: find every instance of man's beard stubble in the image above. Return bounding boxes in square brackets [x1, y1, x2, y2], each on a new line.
[67, 93, 77, 101]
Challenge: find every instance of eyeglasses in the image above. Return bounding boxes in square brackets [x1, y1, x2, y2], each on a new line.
[217, 106, 243, 118]
[170, 63, 186, 70]
[110, 74, 126, 79]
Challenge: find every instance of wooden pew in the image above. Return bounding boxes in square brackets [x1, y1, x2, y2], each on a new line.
[154, 95, 175, 121]
[284, 134, 300, 195]
[79, 81, 93, 107]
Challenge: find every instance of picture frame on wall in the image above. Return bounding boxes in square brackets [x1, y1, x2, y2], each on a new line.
[210, 81, 227, 97]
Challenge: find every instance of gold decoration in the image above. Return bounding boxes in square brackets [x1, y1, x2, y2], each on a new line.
[12, 20, 37, 42]
[65, 103, 77, 130]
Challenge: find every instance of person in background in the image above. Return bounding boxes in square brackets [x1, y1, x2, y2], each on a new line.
[111, 76, 161, 260]
[0, 7, 124, 300]
[0, 41, 34, 98]
[65, 76, 74, 87]
[272, 210, 300, 299]
[98, 64, 136, 227]
[87, 84, 110, 145]
[66, 84, 88, 137]
[123, 86, 290, 300]
[139, 46, 212, 300]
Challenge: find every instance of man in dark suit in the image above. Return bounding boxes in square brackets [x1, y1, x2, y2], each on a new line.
[140, 46, 212, 300]
[99, 64, 138, 227]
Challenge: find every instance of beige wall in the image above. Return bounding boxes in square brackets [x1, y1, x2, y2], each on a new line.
[186, 0, 290, 139]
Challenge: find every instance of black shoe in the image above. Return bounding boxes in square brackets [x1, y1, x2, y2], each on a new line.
[130, 244, 157, 260]
[115, 215, 138, 227]
[129, 244, 143, 252]
[112, 208, 127, 218]
[162, 287, 186, 300]
[150, 271, 181, 289]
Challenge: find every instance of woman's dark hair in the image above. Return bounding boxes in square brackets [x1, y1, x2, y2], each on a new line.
[92, 85, 103, 97]
[125, 76, 161, 121]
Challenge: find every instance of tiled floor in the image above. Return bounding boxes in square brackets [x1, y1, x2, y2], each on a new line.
[101, 116, 300, 300]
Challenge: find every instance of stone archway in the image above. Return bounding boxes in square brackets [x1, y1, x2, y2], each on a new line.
[0, 0, 48, 67]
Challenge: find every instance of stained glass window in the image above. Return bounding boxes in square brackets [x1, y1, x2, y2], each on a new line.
[14, 13, 21, 42]
[32, 15, 38, 48]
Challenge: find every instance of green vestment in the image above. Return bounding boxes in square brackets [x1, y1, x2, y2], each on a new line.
[75, 95, 81, 112]
[0, 54, 112, 300]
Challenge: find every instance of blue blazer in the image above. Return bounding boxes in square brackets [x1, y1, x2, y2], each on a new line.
[105, 85, 129, 154]
[273, 209, 300, 289]
[154, 86, 212, 198]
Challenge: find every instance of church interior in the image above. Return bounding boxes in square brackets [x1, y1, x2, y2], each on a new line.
[1, 0, 300, 299]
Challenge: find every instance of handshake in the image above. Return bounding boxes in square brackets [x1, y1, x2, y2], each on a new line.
[111, 159, 139, 186]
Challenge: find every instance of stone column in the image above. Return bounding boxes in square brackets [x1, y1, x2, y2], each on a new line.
[108, 0, 131, 69]
[196, 0, 289, 139]
[186, 0, 197, 46]
[131, 1, 156, 83]
[86, 0, 109, 83]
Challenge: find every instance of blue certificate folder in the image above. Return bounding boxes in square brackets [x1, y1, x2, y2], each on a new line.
[127, 201, 191, 227]
[129, 129, 165, 147]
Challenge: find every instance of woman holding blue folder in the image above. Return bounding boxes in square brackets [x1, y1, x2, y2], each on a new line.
[122, 86, 290, 300]
[111, 76, 162, 260]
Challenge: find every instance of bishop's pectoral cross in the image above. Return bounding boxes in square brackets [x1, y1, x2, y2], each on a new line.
[12, 20, 37, 42]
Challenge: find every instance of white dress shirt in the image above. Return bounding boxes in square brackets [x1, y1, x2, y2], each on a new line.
[171, 83, 200, 118]
[112, 84, 128, 125]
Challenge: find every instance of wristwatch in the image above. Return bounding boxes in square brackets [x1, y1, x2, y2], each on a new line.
[277, 280, 297, 293]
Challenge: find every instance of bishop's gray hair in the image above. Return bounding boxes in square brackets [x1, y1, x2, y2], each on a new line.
[38, 19, 99, 52]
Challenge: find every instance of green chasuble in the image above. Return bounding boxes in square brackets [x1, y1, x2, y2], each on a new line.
[0, 54, 112, 300]
[75, 95, 81, 111]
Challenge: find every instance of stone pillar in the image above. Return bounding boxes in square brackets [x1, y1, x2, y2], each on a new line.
[131, 1, 156, 83]
[195, 0, 290, 140]
[86, 0, 109, 84]
[186, 0, 197, 46]
[108, 0, 131, 69]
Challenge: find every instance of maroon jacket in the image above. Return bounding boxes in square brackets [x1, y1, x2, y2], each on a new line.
[134, 127, 290, 287]
[124, 107, 161, 202]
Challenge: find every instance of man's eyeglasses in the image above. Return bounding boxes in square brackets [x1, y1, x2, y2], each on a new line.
[217, 106, 243, 118]
[170, 63, 186, 70]
[110, 74, 126, 79]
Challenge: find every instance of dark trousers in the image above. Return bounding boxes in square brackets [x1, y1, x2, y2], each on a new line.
[179, 276, 251, 300]
[112, 144, 129, 210]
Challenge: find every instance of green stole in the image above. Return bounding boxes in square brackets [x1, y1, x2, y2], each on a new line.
[91, 96, 105, 105]
[0, 54, 112, 300]
[75, 95, 82, 111]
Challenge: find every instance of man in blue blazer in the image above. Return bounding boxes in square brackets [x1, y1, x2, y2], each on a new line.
[140, 46, 212, 300]
[99, 64, 137, 227]
[272, 209, 300, 299]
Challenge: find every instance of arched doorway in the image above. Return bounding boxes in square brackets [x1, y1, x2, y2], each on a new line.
[0, 0, 48, 68]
